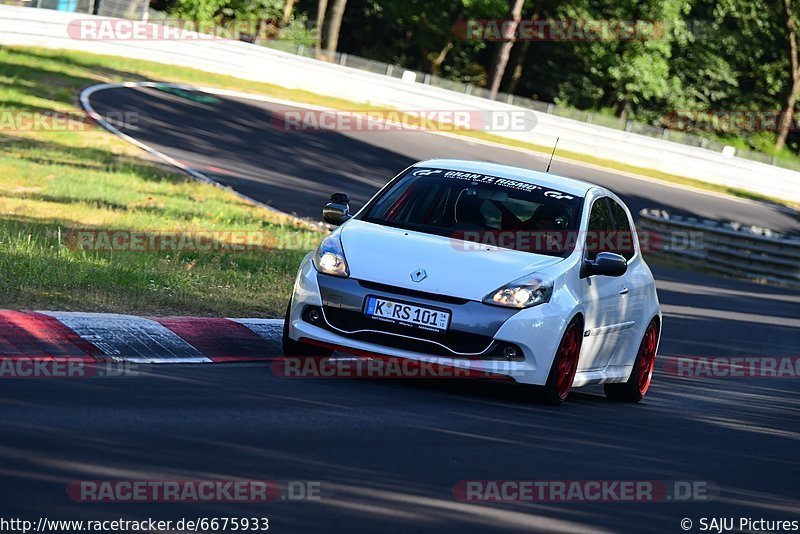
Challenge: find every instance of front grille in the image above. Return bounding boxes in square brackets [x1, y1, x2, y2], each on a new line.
[357, 280, 470, 305]
[321, 306, 494, 356]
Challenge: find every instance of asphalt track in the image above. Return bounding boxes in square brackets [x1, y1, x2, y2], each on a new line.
[0, 86, 798, 533]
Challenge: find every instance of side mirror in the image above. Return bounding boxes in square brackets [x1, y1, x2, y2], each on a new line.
[582, 252, 628, 278]
[323, 192, 351, 225]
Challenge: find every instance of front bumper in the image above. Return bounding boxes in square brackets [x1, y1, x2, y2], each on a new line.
[287, 255, 568, 385]
[315, 274, 519, 357]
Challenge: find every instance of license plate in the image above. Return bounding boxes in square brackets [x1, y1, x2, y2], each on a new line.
[364, 296, 450, 332]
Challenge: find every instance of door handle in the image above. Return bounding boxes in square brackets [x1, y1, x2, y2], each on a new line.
[619, 287, 629, 295]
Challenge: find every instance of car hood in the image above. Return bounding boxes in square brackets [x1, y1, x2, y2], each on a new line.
[339, 219, 565, 301]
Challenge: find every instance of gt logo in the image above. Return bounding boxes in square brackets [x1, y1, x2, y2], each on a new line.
[544, 190, 574, 200]
[412, 169, 442, 176]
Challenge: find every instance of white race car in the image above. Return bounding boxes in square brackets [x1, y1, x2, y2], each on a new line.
[284, 159, 661, 404]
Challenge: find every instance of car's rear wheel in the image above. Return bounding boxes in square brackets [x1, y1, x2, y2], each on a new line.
[282, 300, 333, 358]
[604, 319, 658, 402]
[540, 318, 582, 405]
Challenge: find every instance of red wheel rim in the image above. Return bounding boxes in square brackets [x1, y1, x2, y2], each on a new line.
[556, 323, 580, 400]
[637, 324, 658, 395]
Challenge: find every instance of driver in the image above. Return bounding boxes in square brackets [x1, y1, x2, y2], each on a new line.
[527, 204, 572, 254]
[528, 204, 571, 230]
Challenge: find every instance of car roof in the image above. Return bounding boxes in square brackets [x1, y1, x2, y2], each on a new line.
[413, 159, 598, 197]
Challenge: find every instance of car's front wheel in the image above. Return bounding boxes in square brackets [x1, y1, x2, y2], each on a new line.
[282, 301, 334, 358]
[540, 318, 582, 405]
[604, 319, 659, 402]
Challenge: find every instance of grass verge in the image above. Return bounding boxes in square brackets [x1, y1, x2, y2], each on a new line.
[0, 46, 322, 316]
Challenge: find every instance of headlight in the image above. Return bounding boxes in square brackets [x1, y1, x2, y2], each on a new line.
[312, 233, 349, 277]
[483, 273, 553, 309]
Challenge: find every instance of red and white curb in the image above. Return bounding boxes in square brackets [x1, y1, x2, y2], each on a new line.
[0, 310, 283, 363]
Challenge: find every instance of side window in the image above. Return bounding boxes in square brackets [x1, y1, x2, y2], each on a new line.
[608, 199, 635, 260]
[586, 198, 614, 261]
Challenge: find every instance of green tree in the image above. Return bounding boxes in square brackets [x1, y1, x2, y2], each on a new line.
[556, 0, 692, 123]
[713, 0, 789, 150]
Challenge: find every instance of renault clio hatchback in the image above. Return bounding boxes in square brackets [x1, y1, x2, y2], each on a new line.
[283, 159, 661, 404]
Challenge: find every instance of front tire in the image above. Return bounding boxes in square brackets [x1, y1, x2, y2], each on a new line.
[540, 318, 582, 405]
[604, 319, 658, 402]
[282, 300, 333, 358]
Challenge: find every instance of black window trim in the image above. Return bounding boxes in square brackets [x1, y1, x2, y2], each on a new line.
[607, 197, 638, 262]
[582, 195, 638, 267]
[583, 196, 612, 264]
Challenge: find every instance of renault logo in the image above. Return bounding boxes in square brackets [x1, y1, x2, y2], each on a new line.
[410, 269, 427, 283]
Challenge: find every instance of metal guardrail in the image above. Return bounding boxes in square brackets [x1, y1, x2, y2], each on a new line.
[637, 209, 800, 288]
[7, 0, 146, 18]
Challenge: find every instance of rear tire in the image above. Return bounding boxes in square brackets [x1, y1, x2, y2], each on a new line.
[540, 318, 582, 405]
[604, 319, 658, 402]
[282, 300, 333, 358]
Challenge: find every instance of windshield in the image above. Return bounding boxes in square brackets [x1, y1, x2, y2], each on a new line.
[360, 167, 585, 256]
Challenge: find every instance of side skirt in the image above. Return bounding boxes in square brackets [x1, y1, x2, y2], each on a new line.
[573, 364, 634, 387]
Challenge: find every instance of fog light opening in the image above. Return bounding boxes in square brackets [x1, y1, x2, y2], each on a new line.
[503, 345, 518, 360]
[305, 306, 322, 324]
